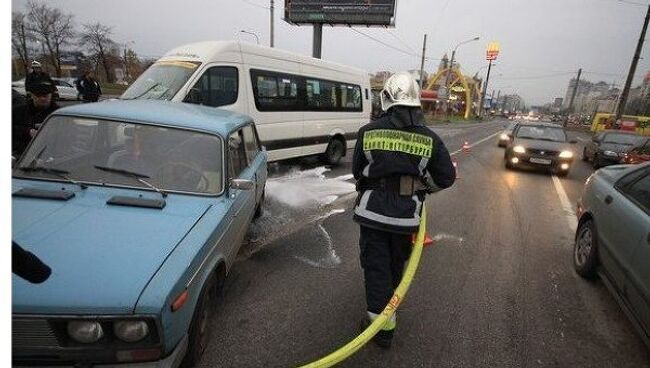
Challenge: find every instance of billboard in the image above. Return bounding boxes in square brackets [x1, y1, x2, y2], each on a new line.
[284, 1, 396, 26]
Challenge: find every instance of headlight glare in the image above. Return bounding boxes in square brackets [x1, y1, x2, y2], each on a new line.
[67, 321, 104, 343]
[513, 145, 526, 153]
[114, 320, 149, 343]
[559, 150, 574, 158]
[500, 133, 509, 140]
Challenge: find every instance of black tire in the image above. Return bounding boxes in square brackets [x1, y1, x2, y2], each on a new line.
[322, 138, 345, 166]
[182, 275, 217, 367]
[574, 220, 598, 280]
[582, 148, 589, 162]
[505, 158, 514, 170]
[556, 170, 569, 177]
[592, 154, 601, 169]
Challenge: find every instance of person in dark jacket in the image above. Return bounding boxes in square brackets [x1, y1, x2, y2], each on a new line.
[25, 61, 54, 95]
[352, 72, 456, 349]
[12, 81, 59, 156]
[76, 70, 102, 102]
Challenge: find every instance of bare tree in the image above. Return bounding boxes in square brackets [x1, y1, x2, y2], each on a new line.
[79, 22, 117, 83]
[12, 12, 33, 75]
[27, 0, 75, 77]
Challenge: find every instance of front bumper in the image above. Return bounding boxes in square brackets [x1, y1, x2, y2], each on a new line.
[12, 335, 188, 368]
[508, 152, 573, 171]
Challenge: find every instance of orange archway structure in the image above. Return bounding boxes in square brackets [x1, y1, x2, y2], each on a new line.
[423, 67, 481, 119]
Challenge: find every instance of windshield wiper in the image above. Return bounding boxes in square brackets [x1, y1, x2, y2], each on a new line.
[121, 83, 160, 100]
[93, 165, 167, 198]
[17, 165, 88, 189]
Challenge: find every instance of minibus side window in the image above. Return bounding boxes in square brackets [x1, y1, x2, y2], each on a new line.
[188, 66, 238, 107]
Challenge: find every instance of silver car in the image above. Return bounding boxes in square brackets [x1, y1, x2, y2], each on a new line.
[574, 162, 650, 346]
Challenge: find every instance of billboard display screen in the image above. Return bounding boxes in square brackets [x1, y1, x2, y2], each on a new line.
[285, 1, 396, 26]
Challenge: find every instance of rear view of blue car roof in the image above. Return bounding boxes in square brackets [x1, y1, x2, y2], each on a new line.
[54, 99, 252, 136]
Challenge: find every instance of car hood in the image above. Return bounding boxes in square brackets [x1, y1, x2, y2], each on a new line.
[598, 142, 632, 153]
[12, 180, 211, 315]
[512, 138, 570, 151]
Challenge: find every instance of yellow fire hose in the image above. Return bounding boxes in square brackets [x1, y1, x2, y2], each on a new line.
[298, 204, 427, 368]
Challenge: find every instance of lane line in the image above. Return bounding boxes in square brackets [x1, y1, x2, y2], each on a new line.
[551, 175, 578, 232]
[449, 131, 501, 156]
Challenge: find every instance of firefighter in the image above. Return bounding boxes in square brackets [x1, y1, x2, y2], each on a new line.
[12, 81, 59, 156]
[353, 72, 456, 349]
[25, 61, 53, 96]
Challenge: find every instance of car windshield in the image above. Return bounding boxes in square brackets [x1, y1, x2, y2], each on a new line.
[14, 116, 223, 195]
[121, 60, 200, 100]
[602, 133, 644, 145]
[515, 126, 567, 142]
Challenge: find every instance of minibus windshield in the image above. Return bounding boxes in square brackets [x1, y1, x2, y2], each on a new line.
[121, 60, 200, 100]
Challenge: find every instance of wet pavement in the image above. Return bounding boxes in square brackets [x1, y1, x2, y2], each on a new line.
[199, 119, 650, 368]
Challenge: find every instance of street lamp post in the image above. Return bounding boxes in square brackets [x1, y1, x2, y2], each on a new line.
[240, 30, 260, 45]
[444, 36, 480, 116]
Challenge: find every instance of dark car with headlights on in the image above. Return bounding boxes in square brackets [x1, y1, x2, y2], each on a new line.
[497, 121, 519, 147]
[504, 123, 577, 176]
[582, 130, 645, 169]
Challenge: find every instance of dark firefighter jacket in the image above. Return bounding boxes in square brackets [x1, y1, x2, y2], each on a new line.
[352, 106, 456, 234]
[12, 101, 59, 155]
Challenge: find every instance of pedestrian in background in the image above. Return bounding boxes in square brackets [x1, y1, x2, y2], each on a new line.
[25, 61, 53, 96]
[352, 72, 456, 349]
[76, 70, 102, 103]
[12, 81, 59, 156]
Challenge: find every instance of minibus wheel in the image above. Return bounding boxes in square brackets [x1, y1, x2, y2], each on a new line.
[323, 138, 345, 166]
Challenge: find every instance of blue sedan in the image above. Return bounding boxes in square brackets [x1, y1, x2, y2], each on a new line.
[12, 100, 267, 366]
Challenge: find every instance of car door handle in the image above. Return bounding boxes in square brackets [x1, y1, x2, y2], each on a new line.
[604, 195, 613, 205]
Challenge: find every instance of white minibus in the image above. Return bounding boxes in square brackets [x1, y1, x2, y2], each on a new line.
[122, 41, 371, 164]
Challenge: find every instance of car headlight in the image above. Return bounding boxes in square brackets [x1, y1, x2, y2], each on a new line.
[67, 321, 104, 343]
[500, 133, 509, 140]
[559, 150, 574, 158]
[114, 320, 150, 343]
[513, 145, 526, 153]
[602, 150, 618, 157]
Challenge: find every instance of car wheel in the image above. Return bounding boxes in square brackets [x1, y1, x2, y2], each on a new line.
[582, 148, 589, 162]
[505, 158, 514, 170]
[592, 154, 601, 169]
[182, 275, 216, 367]
[556, 170, 569, 177]
[574, 220, 598, 279]
[322, 138, 345, 166]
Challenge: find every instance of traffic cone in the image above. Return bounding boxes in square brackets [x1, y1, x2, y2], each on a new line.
[452, 158, 461, 179]
[462, 140, 471, 154]
[412, 233, 435, 247]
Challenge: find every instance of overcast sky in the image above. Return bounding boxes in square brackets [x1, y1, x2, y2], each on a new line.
[11, 0, 650, 105]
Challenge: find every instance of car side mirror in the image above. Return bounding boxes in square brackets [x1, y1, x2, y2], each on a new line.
[230, 178, 254, 191]
[184, 88, 203, 105]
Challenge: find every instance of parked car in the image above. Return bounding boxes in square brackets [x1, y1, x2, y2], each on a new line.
[582, 130, 645, 169]
[498, 121, 519, 147]
[12, 100, 267, 367]
[504, 122, 577, 176]
[574, 162, 650, 347]
[624, 137, 650, 165]
[52, 77, 81, 100]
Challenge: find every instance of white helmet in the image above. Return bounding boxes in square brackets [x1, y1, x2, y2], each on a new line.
[31, 60, 42, 68]
[380, 71, 421, 111]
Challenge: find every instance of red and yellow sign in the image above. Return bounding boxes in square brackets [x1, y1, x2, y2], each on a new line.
[486, 41, 500, 61]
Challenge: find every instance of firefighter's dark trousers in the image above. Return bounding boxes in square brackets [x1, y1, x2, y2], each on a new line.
[359, 225, 412, 314]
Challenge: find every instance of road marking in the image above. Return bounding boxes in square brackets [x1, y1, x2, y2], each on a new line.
[551, 175, 578, 232]
[449, 131, 501, 156]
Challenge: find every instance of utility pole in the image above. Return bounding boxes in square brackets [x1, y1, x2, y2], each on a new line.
[567, 68, 582, 114]
[313, 24, 323, 58]
[479, 59, 493, 117]
[616, 3, 650, 120]
[270, 0, 275, 47]
[418, 34, 427, 92]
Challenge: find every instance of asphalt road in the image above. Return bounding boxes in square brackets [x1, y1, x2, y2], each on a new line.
[199, 119, 650, 367]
